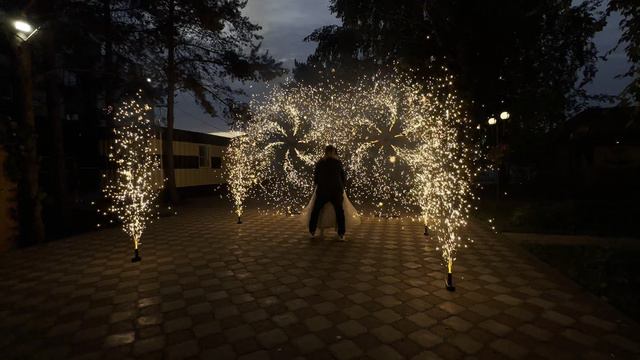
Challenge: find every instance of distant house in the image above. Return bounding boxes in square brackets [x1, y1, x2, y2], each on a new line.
[155, 128, 232, 191]
[553, 106, 640, 195]
[100, 127, 233, 193]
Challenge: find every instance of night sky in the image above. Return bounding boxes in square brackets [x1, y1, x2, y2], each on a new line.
[174, 0, 631, 134]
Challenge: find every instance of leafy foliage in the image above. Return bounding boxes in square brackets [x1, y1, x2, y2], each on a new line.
[608, 0, 640, 103]
[296, 0, 606, 158]
[135, 0, 284, 118]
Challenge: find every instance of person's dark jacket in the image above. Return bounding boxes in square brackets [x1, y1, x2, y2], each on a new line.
[314, 157, 346, 197]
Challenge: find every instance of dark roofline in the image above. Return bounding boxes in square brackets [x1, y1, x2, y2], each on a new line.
[561, 106, 640, 145]
[159, 127, 230, 146]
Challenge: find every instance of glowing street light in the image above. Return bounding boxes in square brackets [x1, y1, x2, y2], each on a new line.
[13, 20, 32, 33]
[500, 111, 510, 120]
[487, 117, 497, 125]
[12, 20, 39, 42]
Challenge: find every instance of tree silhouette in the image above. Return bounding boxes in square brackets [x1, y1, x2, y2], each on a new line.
[608, 0, 640, 103]
[136, 0, 284, 204]
[297, 0, 606, 161]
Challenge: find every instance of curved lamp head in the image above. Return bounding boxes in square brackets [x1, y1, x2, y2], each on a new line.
[13, 20, 39, 42]
[500, 111, 510, 120]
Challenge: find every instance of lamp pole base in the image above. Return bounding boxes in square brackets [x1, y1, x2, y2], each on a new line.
[131, 249, 141, 263]
[445, 272, 455, 291]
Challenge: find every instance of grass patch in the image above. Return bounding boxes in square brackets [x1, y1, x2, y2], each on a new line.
[526, 243, 640, 323]
[478, 198, 640, 237]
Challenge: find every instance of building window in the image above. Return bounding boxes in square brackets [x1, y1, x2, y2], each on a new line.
[211, 156, 222, 169]
[198, 145, 209, 167]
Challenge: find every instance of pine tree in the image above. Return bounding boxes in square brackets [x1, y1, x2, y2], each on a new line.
[608, 0, 640, 103]
[137, 0, 283, 204]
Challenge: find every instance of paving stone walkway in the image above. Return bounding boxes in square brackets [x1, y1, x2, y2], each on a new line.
[1, 199, 639, 360]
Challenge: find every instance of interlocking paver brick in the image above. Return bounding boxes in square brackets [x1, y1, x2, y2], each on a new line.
[580, 314, 616, 331]
[103, 331, 135, 348]
[292, 333, 324, 354]
[0, 200, 639, 359]
[374, 308, 402, 323]
[448, 333, 483, 354]
[133, 335, 165, 355]
[368, 344, 404, 360]
[337, 319, 367, 337]
[409, 329, 443, 347]
[371, 324, 404, 343]
[407, 312, 437, 328]
[490, 338, 528, 359]
[199, 344, 236, 360]
[479, 319, 512, 336]
[542, 310, 575, 326]
[164, 317, 192, 333]
[305, 315, 332, 332]
[442, 316, 472, 331]
[193, 320, 221, 338]
[256, 328, 288, 348]
[329, 339, 363, 360]
[517, 323, 551, 341]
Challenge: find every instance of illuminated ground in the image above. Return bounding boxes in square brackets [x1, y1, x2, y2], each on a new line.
[1, 198, 638, 359]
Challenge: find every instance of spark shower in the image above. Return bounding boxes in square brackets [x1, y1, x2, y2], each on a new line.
[226, 70, 482, 281]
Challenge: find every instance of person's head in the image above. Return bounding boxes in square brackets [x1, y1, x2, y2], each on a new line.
[324, 145, 338, 158]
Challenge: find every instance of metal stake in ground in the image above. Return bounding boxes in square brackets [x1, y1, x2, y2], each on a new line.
[445, 257, 455, 291]
[131, 247, 141, 262]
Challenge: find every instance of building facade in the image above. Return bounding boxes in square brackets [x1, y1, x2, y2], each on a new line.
[155, 128, 230, 190]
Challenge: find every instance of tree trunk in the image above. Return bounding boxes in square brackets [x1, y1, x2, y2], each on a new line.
[163, 0, 179, 204]
[16, 43, 45, 246]
[45, 32, 69, 235]
[103, 0, 114, 128]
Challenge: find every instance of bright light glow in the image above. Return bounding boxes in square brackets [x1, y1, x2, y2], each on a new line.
[146, 78, 152, 83]
[500, 111, 510, 120]
[488, 117, 497, 125]
[13, 20, 33, 33]
[102, 91, 163, 252]
[226, 68, 483, 273]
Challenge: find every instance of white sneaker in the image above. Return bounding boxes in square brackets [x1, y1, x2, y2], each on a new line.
[338, 234, 346, 242]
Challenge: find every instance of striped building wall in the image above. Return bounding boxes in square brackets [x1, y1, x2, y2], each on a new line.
[153, 138, 227, 188]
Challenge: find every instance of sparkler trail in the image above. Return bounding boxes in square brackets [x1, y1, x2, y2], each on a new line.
[103, 91, 162, 262]
[226, 69, 483, 277]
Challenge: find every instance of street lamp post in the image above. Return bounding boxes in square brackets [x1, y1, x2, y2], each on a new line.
[8, 17, 46, 245]
[488, 111, 510, 202]
[487, 117, 499, 201]
[13, 20, 39, 41]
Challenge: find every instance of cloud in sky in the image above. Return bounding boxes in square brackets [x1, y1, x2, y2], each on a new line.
[174, 1, 631, 133]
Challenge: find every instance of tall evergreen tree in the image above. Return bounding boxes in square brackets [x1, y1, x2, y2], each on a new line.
[138, 0, 283, 204]
[608, 0, 640, 103]
[297, 0, 605, 161]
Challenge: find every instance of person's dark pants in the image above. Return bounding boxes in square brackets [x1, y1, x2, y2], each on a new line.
[309, 192, 346, 236]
